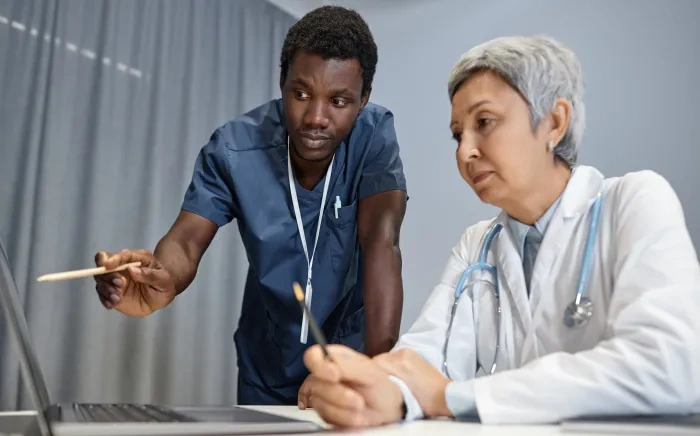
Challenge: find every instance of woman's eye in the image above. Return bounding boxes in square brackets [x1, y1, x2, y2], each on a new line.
[477, 118, 492, 129]
[452, 132, 462, 143]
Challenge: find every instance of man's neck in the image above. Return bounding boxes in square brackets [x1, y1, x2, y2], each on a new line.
[290, 145, 333, 191]
[504, 162, 572, 225]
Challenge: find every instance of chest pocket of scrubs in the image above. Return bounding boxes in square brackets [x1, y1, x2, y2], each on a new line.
[327, 198, 358, 271]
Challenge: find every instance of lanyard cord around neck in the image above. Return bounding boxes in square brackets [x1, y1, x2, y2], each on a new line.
[287, 136, 335, 344]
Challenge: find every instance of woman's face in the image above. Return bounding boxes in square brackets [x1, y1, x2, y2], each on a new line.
[450, 70, 557, 208]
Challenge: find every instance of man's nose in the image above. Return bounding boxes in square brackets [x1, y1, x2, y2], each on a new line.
[303, 100, 330, 129]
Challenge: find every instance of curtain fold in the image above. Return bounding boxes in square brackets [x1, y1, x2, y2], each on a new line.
[0, 0, 296, 410]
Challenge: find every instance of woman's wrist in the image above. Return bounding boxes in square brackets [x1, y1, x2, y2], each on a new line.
[426, 379, 453, 418]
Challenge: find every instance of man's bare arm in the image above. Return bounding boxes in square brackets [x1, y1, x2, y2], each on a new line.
[358, 190, 407, 356]
[154, 210, 218, 295]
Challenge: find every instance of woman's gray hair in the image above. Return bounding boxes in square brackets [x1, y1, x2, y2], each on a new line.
[447, 35, 585, 167]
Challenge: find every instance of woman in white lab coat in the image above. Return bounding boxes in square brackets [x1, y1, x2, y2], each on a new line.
[299, 35, 700, 428]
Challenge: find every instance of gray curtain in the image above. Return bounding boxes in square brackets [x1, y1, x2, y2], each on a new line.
[0, 0, 296, 410]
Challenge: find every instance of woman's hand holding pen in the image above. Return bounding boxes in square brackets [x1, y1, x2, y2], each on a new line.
[302, 344, 404, 428]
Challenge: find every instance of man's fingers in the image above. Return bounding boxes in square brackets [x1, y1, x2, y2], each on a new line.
[97, 292, 112, 309]
[96, 280, 122, 305]
[95, 272, 123, 286]
[126, 266, 169, 289]
[102, 249, 154, 270]
[94, 251, 111, 266]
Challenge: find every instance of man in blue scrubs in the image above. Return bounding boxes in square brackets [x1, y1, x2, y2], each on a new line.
[92, 5, 408, 406]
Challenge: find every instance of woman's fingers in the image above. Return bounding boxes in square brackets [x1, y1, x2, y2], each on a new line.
[304, 344, 379, 386]
[304, 376, 365, 411]
[312, 396, 370, 429]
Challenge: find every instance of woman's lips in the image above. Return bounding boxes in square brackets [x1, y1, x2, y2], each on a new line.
[471, 171, 493, 185]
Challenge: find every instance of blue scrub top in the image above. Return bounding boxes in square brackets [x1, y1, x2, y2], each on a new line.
[180, 98, 407, 396]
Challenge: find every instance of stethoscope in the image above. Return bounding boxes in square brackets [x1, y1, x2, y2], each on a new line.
[441, 192, 603, 379]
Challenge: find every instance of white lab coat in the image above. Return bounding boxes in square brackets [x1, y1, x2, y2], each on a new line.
[393, 165, 700, 424]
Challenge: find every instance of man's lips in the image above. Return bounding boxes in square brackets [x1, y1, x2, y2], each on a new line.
[300, 132, 330, 141]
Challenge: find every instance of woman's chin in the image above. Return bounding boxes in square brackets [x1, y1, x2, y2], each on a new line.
[473, 185, 502, 207]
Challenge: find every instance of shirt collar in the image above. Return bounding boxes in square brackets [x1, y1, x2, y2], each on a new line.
[506, 195, 562, 257]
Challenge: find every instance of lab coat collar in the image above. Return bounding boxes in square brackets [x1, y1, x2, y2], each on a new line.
[559, 165, 606, 218]
[493, 165, 604, 225]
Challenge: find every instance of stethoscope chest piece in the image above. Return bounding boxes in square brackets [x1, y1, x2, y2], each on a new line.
[563, 296, 593, 329]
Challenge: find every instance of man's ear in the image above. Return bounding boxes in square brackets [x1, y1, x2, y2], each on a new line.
[360, 88, 371, 110]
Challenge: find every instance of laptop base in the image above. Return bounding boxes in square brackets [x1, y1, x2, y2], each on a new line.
[48, 404, 323, 435]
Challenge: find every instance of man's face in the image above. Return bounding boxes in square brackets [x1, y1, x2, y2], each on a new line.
[282, 50, 368, 163]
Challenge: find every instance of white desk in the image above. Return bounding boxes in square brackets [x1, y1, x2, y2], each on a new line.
[243, 405, 607, 436]
[0, 406, 650, 435]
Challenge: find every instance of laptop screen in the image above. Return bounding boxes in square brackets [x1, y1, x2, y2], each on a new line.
[0, 238, 52, 433]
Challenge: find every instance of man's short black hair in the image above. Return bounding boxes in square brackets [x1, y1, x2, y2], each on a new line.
[279, 5, 378, 96]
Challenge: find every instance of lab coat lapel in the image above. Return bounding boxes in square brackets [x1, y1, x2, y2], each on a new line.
[520, 166, 605, 364]
[492, 212, 530, 369]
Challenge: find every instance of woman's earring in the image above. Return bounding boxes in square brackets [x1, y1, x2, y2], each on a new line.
[547, 140, 555, 152]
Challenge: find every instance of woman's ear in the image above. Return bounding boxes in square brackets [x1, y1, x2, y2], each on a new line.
[548, 98, 572, 144]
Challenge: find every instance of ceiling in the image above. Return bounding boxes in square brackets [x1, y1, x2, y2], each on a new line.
[265, 0, 413, 19]
[265, 0, 326, 19]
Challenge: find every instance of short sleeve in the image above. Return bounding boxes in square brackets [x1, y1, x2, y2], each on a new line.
[181, 130, 236, 227]
[358, 111, 408, 200]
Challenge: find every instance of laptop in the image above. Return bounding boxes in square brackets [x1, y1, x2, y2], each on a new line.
[0, 239, 323, 436]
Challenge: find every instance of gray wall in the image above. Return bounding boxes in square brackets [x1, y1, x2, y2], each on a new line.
[0, 0, 296, 410]
[336, 0, 700, 332]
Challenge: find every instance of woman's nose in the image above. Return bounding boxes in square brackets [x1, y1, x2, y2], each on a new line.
[457, 136, 480, 163]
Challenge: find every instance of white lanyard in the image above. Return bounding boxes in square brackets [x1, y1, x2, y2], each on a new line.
[287, 137, 335, 344]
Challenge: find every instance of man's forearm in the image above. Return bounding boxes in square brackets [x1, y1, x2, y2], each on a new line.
[153, 236, 199, 295]
[363, 241, 404, 356]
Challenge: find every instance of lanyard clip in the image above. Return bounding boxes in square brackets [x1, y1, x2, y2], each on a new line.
[300, 278, 313, 344]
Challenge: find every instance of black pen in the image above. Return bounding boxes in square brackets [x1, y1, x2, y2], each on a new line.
[293, 282, 329, 357]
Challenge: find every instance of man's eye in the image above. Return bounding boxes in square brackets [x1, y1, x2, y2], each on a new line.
[332, 97, 347, 107]
[294, 90, 309, 99]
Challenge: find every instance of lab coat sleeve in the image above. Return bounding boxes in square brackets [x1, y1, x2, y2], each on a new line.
[387, 222, 486, 420]
[388, 376, 425, 421]
[467, 170, 700, 424]
[181, 129, 237, 226]
[445, 380, 477, 418]
[357, 110, 408, 200]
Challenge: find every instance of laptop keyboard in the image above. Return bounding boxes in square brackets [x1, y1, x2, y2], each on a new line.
[73, 403, 197, 423]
